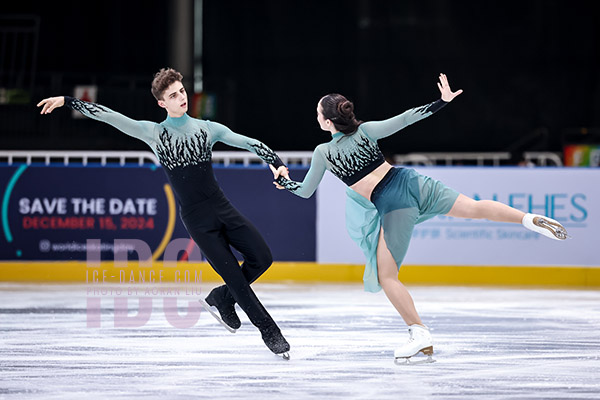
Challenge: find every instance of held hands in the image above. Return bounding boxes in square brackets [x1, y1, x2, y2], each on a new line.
[269, 165, 289, 190]
[437, 73, 463, 102]
[37, 96, 65, 114]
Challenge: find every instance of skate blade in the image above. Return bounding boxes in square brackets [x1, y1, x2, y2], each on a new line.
[198, 298, 237, 333]
[394, 355, 436, 365]
[534, 217, 569, 240]
[394, 346, 435, 365]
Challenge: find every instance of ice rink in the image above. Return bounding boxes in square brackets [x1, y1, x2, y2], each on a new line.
[1, 282, 599, 399]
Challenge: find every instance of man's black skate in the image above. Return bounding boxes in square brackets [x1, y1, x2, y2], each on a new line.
[260, 324, 290, 359]
[205, 287, 241, 330]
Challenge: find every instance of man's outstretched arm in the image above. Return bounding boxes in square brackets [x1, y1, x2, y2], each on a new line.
[38, 96, 157, 144]
[208, 120, 288, 171]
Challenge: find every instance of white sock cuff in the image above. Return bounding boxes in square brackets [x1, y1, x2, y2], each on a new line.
[522, 213, 535, 229]
[409, 324, 430, 332]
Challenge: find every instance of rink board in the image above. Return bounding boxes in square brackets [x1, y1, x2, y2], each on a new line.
[1, 164, 599, 286]
[0, 261, 599, 287]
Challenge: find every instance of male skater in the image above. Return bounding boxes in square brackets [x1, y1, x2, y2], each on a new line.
[38, 68, 290, 358]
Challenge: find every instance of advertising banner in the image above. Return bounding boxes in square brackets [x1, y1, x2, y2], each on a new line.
[317, 167, 599, 267]
[1, 165, 174, 261]
[0, 165, 315, 262]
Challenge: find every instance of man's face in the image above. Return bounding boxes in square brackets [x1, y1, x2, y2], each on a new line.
[158, 81, 188, 117]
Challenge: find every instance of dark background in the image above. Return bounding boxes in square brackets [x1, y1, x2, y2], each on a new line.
[1, 0, 599, 159]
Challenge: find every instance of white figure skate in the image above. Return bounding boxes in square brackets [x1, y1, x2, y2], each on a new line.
[394, 324, 435, 365]
[522, 213, 568, 240]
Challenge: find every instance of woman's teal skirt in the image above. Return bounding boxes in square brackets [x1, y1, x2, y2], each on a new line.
[346, 167, 459, 292]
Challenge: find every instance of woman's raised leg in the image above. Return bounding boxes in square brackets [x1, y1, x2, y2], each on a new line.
[445, 194, 524, 223]
[445, 194, 568, 240]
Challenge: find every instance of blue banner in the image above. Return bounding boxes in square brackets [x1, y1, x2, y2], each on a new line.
[0, 164, 315, 262]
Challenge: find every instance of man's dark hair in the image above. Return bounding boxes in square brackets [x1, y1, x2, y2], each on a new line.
[151, 68, 183, 100]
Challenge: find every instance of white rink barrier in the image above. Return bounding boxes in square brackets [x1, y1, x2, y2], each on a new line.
[317, 167, 598, 267]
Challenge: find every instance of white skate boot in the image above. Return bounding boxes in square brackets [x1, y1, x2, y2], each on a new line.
[522, 213, 568, 240]
[394, 324, 435, 365]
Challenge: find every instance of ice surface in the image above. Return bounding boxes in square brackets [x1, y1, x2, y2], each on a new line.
[1, 283, 599, 399]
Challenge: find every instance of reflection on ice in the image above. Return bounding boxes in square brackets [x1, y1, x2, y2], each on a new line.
[0, 283, 599, 399]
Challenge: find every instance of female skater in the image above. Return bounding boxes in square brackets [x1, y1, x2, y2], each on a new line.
[273, 73, 567, 363]
[38, 68, 290, 358]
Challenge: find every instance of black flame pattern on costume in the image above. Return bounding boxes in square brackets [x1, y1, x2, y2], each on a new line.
[325, 135, 384, 181]
[416, 100, 446, 115]
[155, 127, 212, 169]
[276, 176, 301, 192]
[69, 98, 109, 116]
[249, 142, 280, 166]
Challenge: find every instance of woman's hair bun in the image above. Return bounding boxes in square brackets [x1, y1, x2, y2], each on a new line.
[320, 93, 362, 134]
[337, 100, 354, 117]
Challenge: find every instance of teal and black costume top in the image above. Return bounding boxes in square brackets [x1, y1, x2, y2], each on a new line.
[64, 97, 284, 208]
[276, 99, 447, 197]
[276, 99, 449, 293]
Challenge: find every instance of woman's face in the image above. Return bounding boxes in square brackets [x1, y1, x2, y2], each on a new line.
[316, 101, 329, 131]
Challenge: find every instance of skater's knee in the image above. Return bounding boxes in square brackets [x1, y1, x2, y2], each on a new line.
[259, 248, 273, 267]
[250, 249, 273, 271]
[379, 274, 400, 289]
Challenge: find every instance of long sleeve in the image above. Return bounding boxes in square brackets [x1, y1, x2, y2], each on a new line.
[360, 99, 448, 141]
[275, 146, 327, 199]
[64, 96, 157, 145]
[208, 121, 285, 168]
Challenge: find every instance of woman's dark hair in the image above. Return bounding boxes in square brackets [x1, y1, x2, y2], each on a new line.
[320, 93, 362, 134]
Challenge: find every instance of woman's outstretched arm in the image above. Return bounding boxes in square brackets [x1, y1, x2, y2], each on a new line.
[271, 146, 328, 199]
[360, 73, 462, 141]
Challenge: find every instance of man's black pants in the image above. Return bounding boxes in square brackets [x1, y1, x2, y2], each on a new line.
[181, 188, 275, 329]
